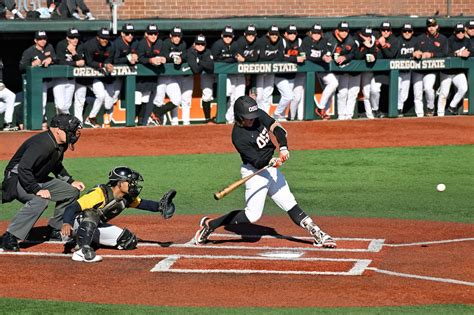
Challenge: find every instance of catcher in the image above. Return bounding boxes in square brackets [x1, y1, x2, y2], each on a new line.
[60, 166, 176, 263]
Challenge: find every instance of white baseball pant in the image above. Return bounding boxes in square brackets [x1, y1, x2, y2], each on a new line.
[225, 74, 246, 123]
[273, 77, 294, 118]
[241, 164, 297, 223]
[413, 72, 436, 114]
[53, 78, 75, 114]
[316, 73, 339, 111]
[361, 72, 377, 119]
[256, 73, 275, 113]
[73, 218, 125, 248]
[289, 73, 305, 120]
[0, 86, 17, 124]
[177, 75, 194, 125]
[437, 72, 467, 116]
[398, 71, 412, 111]
[336, 73, 360, 120]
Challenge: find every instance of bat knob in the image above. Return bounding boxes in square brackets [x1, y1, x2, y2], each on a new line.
[214, 192, 222, 200]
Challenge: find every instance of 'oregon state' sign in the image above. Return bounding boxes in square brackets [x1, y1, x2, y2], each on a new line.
[73, 66, 138, 77]
[237, 63, 298, 73]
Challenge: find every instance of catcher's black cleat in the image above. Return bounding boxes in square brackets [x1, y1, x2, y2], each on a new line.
[194, 217, 214, 245]
[1, 232, 20, 251]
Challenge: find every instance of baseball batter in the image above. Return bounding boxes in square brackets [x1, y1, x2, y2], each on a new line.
[60, 166, 176, 262]
[194, 96, 336, 248]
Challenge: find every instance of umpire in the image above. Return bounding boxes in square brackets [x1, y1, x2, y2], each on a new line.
[1, 114, 85, 251]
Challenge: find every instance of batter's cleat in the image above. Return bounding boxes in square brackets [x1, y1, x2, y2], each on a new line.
[72, 245, 103, 263]
[310, 228, 337, 248]
[194, 217, 214, 245]
[1, 232, 20, 251]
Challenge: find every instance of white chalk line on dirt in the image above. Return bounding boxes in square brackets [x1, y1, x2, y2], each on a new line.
[367, 267, 474, 287]
[382, 238, 474, 247]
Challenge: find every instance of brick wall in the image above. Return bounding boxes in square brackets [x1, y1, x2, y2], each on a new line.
[85, 0, 473, 20]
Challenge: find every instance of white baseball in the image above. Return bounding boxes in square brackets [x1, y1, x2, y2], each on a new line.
[436, 183, 446, 192]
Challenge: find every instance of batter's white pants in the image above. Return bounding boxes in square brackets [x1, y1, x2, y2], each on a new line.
[398, 71, 412, 111]
[413, 72, 436, 114]
[316, 73, 339, 111]
[289, 73, 305, 120]
[437, 72, 468, 116]
[273, 76, 294, 118]
[241, 164, 297, 223]
[53, 78, 75, 114]
[225, 74, 246, 123]
[256, 73, 275, 113]
[361, 72, 378, 119]
[336, 73, 360, 120]
[0, 86, 17, 124]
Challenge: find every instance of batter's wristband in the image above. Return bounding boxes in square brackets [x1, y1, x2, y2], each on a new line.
[280, 146, 288, 151]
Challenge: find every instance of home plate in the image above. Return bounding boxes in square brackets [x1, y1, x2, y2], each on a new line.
[259, 251, 304, 259]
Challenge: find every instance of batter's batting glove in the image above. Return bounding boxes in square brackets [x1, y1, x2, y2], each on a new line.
[279, 147, 290, 163]
[269, 157, 282, 168]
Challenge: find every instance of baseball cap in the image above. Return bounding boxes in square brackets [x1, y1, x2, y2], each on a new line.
[170, 26, 182, 37]
[35, 30, 47, 40]
[121, 23, 135, 33]
[310, 23, 323, 33]
[361, 27, 373, 37]
[454, 23, 465, 33]
[380, 21, 391, 31]
[222, 25, 234, 36]
[467, 20, 474, 29]
[194, 34, 206, 45]
[402, 23, 413, 32]
[146, 24, 159, 34]
[337, 21, 349, 31]
[66, 28, 80, 38]
[268, 24, 279, 35]
[97, 28, 112, 39]
[245, 24, 257, 35]
[426, 17, 438, 27]
[285, 24, 298, 34]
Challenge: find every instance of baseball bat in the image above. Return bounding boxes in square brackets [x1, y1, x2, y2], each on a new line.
[214, 165, 270, 200]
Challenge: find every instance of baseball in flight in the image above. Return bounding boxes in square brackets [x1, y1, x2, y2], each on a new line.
[436, 183, 446, 192]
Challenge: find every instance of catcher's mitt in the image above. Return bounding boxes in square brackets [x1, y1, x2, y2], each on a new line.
[159, 189, 176, 219]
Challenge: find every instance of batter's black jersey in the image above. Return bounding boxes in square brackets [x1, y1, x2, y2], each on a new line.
[232, 109, 277, 169]
[231, 36, 259, 62]
[257, 36, 284, 61]
[414, 32, 448, 57]
[301, 36, 332, 64]
[396, 36, 418, 59]
[83, 37, 114, 69]
[162, 38, 187, 63]
[19, 44, 57, 73]
[187, 47, 214, 74]
[55, 39, 85, 66]
[113, 37, 138, 65]
[4, 130, 73, 194]
[211, 39, 235, 63]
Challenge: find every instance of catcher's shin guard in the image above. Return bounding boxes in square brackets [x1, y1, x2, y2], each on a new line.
[76, 221, 97, 248]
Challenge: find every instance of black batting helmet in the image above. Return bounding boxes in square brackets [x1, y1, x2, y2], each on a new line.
[49, 113, 82, 149]
[108, 166, 143, 198]
[234, 96, 259, 122]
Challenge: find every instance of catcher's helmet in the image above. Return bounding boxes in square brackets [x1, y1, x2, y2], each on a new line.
[234, 96, 259, 122]
[108, 166, 143, 198]
[50, 113, 82, 147]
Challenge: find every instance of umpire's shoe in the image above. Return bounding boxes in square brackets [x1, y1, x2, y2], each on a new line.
[194, 217, 214, 245]
[72, 245, 103, 263]
[1, 232, 20, 251]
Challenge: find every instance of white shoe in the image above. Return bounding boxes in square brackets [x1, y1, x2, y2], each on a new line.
[85, 12, 96, 20]
[72, 246, 103, 262]
[272, 113, 286, 122]
[72, 12, 82, 20]
[311, 228, 337, 248]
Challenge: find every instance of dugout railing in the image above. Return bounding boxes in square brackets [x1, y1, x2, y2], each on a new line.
[23, 58, 474, 130]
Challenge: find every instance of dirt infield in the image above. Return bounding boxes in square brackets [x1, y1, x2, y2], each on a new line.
[0, 116, 473, 307]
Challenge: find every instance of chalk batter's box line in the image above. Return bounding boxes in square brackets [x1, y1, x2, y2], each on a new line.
[150, 254, 373, 276]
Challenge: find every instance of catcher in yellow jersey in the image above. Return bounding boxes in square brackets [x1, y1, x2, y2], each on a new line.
[61, 166, 176, 263]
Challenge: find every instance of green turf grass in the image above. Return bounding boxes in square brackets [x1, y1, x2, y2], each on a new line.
[0, 298, 472, 314]
[1, 145, 472, 223]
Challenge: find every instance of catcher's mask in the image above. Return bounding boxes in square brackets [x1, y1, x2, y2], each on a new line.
[108, 166, 144, 198]
[234, 95, 259, 124]
[49, 114, 82, 151]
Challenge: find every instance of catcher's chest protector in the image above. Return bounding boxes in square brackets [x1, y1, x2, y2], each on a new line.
[97, 185, 128, 223]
